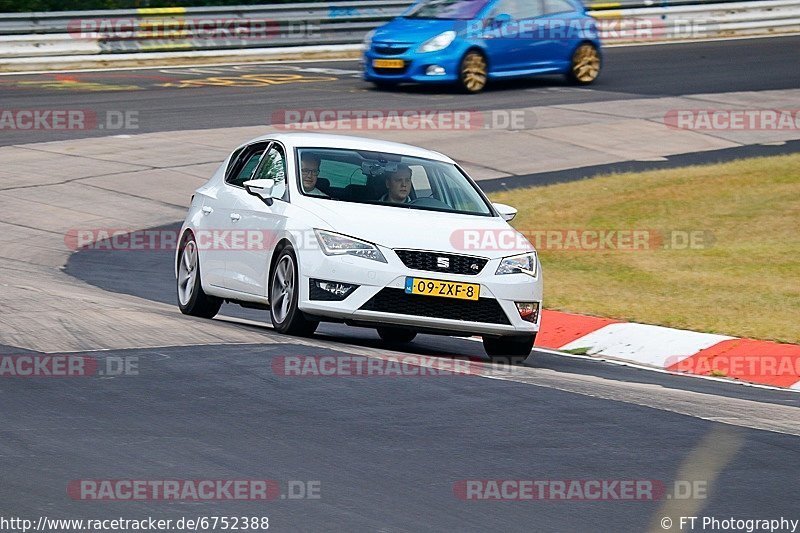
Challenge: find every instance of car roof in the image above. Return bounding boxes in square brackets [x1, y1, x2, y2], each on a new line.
[243, 132, 455, 164]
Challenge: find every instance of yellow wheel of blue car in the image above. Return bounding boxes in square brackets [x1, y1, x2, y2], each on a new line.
[460, 51, 488, 93]
[570, 43, 601, 85]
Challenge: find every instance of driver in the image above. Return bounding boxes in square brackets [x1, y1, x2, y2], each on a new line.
[380, 164, 412, 204]
[300, 152, 327, 197]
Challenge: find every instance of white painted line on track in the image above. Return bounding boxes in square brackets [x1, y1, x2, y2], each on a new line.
[0, 58, 358, 77]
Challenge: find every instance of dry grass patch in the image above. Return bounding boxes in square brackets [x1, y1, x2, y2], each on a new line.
[489, 154, 800, 343]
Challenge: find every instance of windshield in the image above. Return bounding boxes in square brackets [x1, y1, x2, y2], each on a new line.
[406, 0, 491, 20]
[296, 148, 493, 216]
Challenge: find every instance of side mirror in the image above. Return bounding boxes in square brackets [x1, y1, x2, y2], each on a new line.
[493, 202, 517, 222]
[243, 178, 276, 204]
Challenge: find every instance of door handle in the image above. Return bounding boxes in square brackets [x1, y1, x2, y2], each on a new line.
[202, 206, 213, 215]
[230, 213, 241, 222]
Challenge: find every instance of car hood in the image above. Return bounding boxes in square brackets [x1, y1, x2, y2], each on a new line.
[306, 201, 534, 259]
[373, 17, 457, 45]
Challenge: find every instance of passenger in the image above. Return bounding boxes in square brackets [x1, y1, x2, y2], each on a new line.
[300, 152, 327, 196]
[380, 164, 413, 204]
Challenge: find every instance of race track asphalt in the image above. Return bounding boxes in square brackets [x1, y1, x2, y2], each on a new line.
[1, 36, 799, 146]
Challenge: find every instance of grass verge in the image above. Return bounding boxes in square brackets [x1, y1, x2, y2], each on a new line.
[489, 154, 800, 344]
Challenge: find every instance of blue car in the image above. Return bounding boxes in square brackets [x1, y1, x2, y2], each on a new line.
[364, 0, 602, 93]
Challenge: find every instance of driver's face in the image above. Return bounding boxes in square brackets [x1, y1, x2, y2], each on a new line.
[387, 172, 412, 202]
[301, 158, 320, 192]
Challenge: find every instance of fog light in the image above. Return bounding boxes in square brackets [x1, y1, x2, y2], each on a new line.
[515, 302, 540, 323]
[426, 65, 446, 76]
[310, 279, 358, 301]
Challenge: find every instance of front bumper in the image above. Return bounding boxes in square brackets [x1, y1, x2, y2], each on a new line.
[363, 46, 465, 83]
[298, 245, 542, 337]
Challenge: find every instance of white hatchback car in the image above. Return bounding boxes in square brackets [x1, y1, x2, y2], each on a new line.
[176, 133, 542, 358]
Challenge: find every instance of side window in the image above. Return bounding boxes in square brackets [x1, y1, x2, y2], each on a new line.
[253, 144, 288, 200]
[226, 142, 269, 187]
[544, 0, 574, 15]
[489, 0, 543, 20]
[487, 0, 513, 19]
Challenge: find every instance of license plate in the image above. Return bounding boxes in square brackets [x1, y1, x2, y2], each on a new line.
[404, 277, 480, 301]
[373, 59, 405, 69]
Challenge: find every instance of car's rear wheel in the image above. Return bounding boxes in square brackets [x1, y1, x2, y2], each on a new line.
[269, 245, 319, 336]
[459, 51, 488, 93]
[482, 335, 535, 361]
[567, 43, 601, 85]
[377, 326, 417, 344]
[177, 234, 222, 318]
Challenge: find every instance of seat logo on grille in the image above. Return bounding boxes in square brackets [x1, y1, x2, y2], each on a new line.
[470, 263, 480, 271]
[437, 257, 450, 268]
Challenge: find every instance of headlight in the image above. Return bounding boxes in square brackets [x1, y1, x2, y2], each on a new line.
[496, 252, 537, 276]
[314, 229, 387, 263]
[363, 29, 376, 50]
[417, 31, 456, 53]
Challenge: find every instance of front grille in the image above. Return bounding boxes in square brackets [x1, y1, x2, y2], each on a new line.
[394, 250, 488, 276]
[373, 65, 409, 75]
[374, 45, 410, 55]
[360, 288, 510, 325]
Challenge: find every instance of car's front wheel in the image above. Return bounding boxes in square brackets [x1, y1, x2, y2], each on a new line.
[269, 245, 319, 336]
[482, 335, 535, 362]
[377, 326, 417, 344]
[177, 233, 222, 318]
[567, 43, 601, 85]
[459, 51, 488, 93]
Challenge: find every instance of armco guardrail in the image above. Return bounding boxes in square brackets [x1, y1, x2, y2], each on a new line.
[0, 1, 415, 57]
[593, 0, 800, 41]
[0, 0, 798, 61]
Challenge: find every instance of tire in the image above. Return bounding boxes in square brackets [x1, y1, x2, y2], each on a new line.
[459, 50, 488, 93]
[567, 43, 601, 85]
[482, 335, 535, 362]
[269, 245, 319, 336]
[377, 327, 417, 344]
[177, 233, 222, 318]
